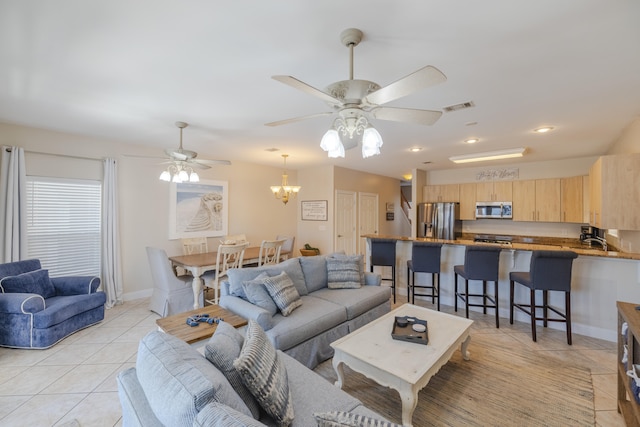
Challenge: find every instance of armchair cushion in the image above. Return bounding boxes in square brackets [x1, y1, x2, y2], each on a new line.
[51, 276, 101, 295]
[0, 269, 56, 298]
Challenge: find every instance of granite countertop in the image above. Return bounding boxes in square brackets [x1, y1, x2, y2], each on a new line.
[363, 234, 640, 261]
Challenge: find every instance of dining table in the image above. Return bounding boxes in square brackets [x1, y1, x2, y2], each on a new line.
[169, 246, 262, 309]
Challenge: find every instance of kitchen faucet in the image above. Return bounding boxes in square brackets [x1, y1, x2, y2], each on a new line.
[582, 236, 608, 251]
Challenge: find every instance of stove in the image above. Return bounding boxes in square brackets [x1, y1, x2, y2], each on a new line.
[473, 234, 513, 245]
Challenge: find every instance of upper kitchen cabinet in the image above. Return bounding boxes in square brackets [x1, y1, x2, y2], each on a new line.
[589, 154, 640, 230]
[560, 176, 585, 223]
[512, 179, 561, 222]
[423, 184, 459, 202]
[459, 183, 477, 220]
[475, 181, 512, 202]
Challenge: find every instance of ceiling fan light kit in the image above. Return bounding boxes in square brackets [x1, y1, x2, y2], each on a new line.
[269, 28, 445, 159]
[158, 121, 231, 183]
[449, 147, 526, 164]
[270, 154, 301, 205]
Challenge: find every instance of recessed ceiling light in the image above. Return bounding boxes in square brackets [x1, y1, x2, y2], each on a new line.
[265, 148, 280, 152]
[409, 147, 422, 152]
[533, 126, 554, 133]
[465, 138, 479, 144]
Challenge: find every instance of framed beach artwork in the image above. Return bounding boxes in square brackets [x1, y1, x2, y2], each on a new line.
[169, 180, 228, 239]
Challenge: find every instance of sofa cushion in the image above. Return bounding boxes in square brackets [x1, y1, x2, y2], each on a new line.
[299, 255, 328, 293]
[0, 269, 56, 298]
[314, 411, 401, 427]
[242, 272, 278, 316]
[266, 295, 347, 351]
[228, 257, 308, 299]
[264, 271, 302, 317]
[326, 257, 362, 289]
[194, 402, 266, 427]
[310, 286, 391, 321]
[205, 321, 261, 419]
[136, 331, 251, 426]
[234, 320, 295, 426]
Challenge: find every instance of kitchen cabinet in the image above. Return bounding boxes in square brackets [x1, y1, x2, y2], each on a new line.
[617, 301, 640, 426]
[589, 154, 640, 230]
[512, 179, 560, 222]
[475, 181, 512, 202]
[423, 184, 459, 202]
[561, 176, 584, 223]
[459, 183, 476, 220]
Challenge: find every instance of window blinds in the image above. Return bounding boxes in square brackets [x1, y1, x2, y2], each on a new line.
[26, 177, 102, 277]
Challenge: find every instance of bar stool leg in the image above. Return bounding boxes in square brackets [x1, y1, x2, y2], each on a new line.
[543, 290, 548, 327]
[454, 273, 459, 312]
[465, 278, 470, 319]
[494, 280, 499, 328]
[435, 273, 440, 311]
[509, 280, 515, 324]
[530, 289, 537, 342]
[482, 281, 487, 314]
[566, 291, 572, 345]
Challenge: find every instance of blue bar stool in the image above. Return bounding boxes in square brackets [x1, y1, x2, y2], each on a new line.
[370, 238, 397, 303]
[454, 245, 502, 327]
[407, 241, 443, 310]
[509, 250, 578, 345]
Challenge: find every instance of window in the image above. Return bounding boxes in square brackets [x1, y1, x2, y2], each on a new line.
[26, 177, 101, 277]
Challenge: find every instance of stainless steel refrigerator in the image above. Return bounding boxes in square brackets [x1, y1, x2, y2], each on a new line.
[417, 202, 462, 239]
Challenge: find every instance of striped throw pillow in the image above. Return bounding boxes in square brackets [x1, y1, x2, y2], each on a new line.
[263, 271, 302, 316]
[326, 256, 363, 289]
[314, 411, 401, 427]
[233, 320, 294, 426]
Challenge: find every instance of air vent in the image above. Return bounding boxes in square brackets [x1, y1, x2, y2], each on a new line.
[443, 101, 475, 113]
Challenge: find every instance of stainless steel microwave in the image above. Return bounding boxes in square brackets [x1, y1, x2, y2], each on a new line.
[475, 201, 512, 219]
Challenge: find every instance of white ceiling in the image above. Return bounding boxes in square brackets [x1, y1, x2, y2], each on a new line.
[1, 1, 639, 179]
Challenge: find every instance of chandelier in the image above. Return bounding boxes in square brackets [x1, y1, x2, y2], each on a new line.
[159, 162, 200, 183]
[270, 154, 301, 205]
[320, 109, 383, 158]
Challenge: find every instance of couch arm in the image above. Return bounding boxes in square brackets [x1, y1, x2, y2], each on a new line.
[0, 293, 45, 314]
[51, 276, 101, 296]
[364, 272, 381, 286]
[219, 295, 274, 331]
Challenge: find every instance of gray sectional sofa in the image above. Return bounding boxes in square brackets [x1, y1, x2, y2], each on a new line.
[219, 254, 392, 369]
[117, 325, 396, 426]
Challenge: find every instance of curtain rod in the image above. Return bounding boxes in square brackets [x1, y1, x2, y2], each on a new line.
[4, 146, 104, 162]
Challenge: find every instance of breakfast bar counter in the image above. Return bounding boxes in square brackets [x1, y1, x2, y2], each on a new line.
[364, 234, 640, 342]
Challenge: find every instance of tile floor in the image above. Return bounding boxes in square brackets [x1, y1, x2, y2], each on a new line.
[0, 297, 626, 426]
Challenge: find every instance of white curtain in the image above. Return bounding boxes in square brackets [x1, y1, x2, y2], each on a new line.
[0, 146, 27, 262]
[102, 158, 123, 308]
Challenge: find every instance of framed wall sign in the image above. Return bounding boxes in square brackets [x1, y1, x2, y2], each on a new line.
[301, 200, 328, 221]
[169, 180, 228, 239]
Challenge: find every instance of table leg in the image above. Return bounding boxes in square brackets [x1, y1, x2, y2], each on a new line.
[191, 275, 203, 310]
[398, 384, 418, 427]
[332, 357, 346, 389]
[461, 334, 471, 360]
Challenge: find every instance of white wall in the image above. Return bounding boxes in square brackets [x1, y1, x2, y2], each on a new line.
[0, 122, 297, 300]
[297, 165, 334, 255]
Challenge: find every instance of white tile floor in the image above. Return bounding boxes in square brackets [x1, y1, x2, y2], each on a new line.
[0, 297, 626, 426]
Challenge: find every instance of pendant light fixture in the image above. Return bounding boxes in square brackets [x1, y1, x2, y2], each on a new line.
[270, 154, 301, 205]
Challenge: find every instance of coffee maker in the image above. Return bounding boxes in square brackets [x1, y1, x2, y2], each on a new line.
[580, 225, 597, 241]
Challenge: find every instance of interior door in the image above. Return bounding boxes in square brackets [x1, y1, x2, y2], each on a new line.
[358, 192, 378, 255]
[335, 190, 357, 255]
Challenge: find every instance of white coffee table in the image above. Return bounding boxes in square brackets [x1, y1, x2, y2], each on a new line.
[331, 304, 473, 427]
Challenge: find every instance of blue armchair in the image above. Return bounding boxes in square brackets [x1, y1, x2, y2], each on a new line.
[0, 259, 106, 349]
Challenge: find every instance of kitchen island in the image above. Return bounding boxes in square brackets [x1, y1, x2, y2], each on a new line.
[364, 234, 640, 341]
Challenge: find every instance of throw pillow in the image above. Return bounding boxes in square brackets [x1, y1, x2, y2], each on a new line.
[194, 402, 265, 427]
[242, 272, 278, 316]
[263, 271, 302, 316]
[314, 411, 401, 427]
[233, 320, 295, 426]
[326, 256, 363, 289]
[0, 269, 56, 298]
[204, 321, 261, 419]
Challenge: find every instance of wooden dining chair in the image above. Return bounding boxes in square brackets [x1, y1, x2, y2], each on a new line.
[276, 235, 295, 261]
[258, 239, 286, 266]
[222, 234, 247, 244]
[182, 236, 208, 255]
[204, 242, 249, 305]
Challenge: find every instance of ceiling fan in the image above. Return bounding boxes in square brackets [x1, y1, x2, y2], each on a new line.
[162, 121, 231, 170]
[266, 28, 447, 157]
[153, 121, 231, 183]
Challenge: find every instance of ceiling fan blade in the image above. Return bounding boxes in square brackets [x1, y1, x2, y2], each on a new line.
[195, 159, 232, 166]
[272, 75, 342, 106]
[372, 106, 443, 125]
[364, 65, 447, 106]
[187, 161, 211, 170]
[265, 111, 334, 127]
